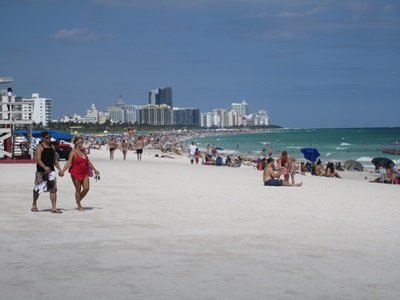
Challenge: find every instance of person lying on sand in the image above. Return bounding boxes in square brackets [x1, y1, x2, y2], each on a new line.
[325, 162, 342, 178]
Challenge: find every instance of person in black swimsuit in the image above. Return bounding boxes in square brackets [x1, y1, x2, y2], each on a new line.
[31, 131, 64, 213]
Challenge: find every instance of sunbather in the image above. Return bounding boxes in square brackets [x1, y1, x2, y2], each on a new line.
[325, 162, 342, 178]
[263, 158, 302, 187]
[315, 159, 326, 176]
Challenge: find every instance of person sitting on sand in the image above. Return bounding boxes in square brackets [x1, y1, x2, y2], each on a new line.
[385, 166, 398, 184]
[225, 155, 232, 167]
[203, 153, 215, 165]
[315, 159, 326, 176]
[325, 162, 342, 178]
[230, 156, 243, 168]
[263, 158, 302, 187]
[277, 151, 289, 180]
[300, 162, 306, 175]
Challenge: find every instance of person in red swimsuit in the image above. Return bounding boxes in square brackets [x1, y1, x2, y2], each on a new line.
[277, 151, 289, 182]
[62, 136, 100, 211]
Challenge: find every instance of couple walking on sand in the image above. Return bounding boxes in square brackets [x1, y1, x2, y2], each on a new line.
[31, 132, 100, 213]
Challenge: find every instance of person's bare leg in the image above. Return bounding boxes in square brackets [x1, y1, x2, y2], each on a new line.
[50, 192, 62, 213]
[72, 177, 84, 211]
[32, 191, 39, 212]
[79, 177, 90, 205]
[282, 181, 302, 187]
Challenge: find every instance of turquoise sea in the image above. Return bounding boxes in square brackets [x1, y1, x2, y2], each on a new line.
[194, 127, 400, 168]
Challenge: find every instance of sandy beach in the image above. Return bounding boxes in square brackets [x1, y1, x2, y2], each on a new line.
[1, 147, 399, 300]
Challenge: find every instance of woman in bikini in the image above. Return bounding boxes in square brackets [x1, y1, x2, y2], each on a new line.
[107, 138, 117, 160]
[121, 139, 128, 160]
[62, 136, 100, 211]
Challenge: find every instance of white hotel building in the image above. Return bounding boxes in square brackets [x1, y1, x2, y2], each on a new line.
[200, 100, 269, 128]
[11, 93, 52, 126]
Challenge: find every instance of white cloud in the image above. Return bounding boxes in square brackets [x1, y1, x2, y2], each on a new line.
[51, 28, 98, 42]
[383, 4, 397, 13]
[276, 6, 327, 18]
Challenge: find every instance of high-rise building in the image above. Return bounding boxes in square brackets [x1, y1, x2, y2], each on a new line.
[148, 89, 158, 105]
[200, 112, 220, 128]
[172, 108, 200, 126]
[19, 93, 52, 126]
[138, 104, 172, 126]
[226, 110, 239, 127]
[107, 96, 125, 123]
[82, 104, 99, 123]
[148, 87, 173, 107]
[124, 105, 137, 124]
[212, 109, 228, 128]
[231, 100, 248, 117]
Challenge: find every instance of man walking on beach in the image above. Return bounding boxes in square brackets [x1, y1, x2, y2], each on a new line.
[188, 141, 197, 165]
[31, 131, 64, 213]
[135, 136, 144, 161]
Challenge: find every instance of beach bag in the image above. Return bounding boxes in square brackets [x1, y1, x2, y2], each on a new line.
[87, 166, 94, 177]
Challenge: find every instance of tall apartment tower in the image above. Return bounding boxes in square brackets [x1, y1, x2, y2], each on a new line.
[231, 100, 249, 117]
[23, 93, 52, 126]
[148, 87, 173, 108]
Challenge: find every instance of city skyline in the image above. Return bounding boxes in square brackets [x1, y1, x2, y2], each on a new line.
[59, 95, 268, 128]
[1, 1, 399, 128]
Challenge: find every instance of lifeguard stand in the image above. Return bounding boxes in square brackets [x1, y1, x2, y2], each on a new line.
[0, 77, 34, 163]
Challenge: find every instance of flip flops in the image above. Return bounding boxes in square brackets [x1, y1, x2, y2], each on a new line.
[31, 208, 39, 212]
[51, 209, 63, 214]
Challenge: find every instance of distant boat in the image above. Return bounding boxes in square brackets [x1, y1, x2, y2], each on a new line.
[380, 143, 400, 155]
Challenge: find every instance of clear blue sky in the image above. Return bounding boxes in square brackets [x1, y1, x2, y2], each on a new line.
[1, 0, 399, 128]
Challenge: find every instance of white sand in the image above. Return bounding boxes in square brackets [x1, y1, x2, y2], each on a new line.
[1, 148, 399, 300]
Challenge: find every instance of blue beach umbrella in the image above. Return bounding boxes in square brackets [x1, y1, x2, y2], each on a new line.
[301, 147, 320, 162]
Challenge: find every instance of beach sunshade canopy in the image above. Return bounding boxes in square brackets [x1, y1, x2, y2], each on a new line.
[344, 160, 364, 171]
[371, 157, 395, 169]
[15, 129, 73, 141]
[300, 147, 320, 162]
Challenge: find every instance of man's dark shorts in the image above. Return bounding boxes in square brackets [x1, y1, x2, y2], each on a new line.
[264, 179, 283, 186]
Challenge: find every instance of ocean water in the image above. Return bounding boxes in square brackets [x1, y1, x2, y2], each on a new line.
[194, 127, 400, 167]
